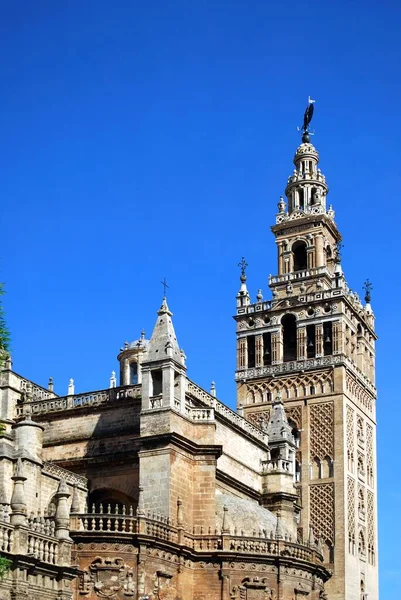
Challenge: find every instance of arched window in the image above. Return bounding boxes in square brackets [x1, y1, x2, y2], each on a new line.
[358, 530, 366, 556]
[312, 457, 321, 479]
[358, 488, 365, 518]
[130, 362, 138, 385]
[299, 188, 305, 210]
[321, 456, 333, 478]
[322, 540, 334, 563]
[323, 322, 333, 355]
[282, 314, 297, 362]
[263, 332, 272, 366]
[292, 241, 307, 271]
[307, 324, 316, 358]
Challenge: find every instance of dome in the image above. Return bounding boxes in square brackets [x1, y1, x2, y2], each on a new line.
[294, 142, 319, 161]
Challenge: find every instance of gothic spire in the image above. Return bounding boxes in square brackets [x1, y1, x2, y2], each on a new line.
[146, 297, 185, 365]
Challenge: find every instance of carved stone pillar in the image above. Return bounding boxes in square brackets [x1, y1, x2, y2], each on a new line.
[332, 321, 342, 354]
[272, 330, 282, 364]
[315, 324, 324, 357]
[238, 338, 247, 369]
[297, 326, 307, 360]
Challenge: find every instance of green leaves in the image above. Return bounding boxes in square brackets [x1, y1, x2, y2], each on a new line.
[0, 556, 11, 579]
[0, 283, 10, 367]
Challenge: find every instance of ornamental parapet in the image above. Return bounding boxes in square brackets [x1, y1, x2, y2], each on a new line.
[187, 380, 268, 445]
[15, 384, 141, 417]
[0, 514, 72, 567]
[70, 509, 324, 566]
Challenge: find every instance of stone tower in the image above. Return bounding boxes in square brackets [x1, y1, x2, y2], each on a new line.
[235, 118, 378, 600]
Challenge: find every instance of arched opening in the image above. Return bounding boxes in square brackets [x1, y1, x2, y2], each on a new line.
[292, 241, 307, 271]
[322, 540, 334, 563]
[321, 456, 333, 478]
[358, 530, 366, 557]
[288, 418, 301, 448]
[263, 332, 272, 366]
[282, 314, 297, 362]
[312, 457, 321, 479]
[358, 488, 365, 518]
[306, 324, 316, 358]
[151, 369, 162, 396]
[298, 188, 305, 210]
[130, 362, 138, 384]
[323, 322, 333, 355]
[247, 335, 255, 368]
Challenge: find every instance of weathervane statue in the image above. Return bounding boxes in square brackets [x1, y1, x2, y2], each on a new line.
[301, 96, 315, 143]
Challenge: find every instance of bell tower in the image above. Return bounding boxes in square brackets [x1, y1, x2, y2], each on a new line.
[235, 102, 378, 600]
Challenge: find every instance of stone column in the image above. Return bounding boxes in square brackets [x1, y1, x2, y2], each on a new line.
[55, 479, 71, 540]
[332, 321, 342, 354]
[238, 338, 247, 369]
[272, 331, 282, 364]
[315, 324, 324, 357]
[255, 334, 263, 367]
[10, 458, 27, 526]
[315, 234, 325, 268]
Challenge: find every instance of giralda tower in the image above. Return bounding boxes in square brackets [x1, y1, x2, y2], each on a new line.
[234, 103, 378, 600]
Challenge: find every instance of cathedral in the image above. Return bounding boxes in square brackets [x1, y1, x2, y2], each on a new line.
[0, 107, 378, 600]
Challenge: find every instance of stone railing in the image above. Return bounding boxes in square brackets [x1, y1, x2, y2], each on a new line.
[71, 511, 137, 534]
[20, 384, 141, 416]
[69, 509, 323, 565]
[43, 462, 88, 489]
[0, 516, 67, 566]
[187, 381, 267, 445]
[269, 266, 329, 285]
[235, 354, 343, 381]
[185, 406, 215, 422]
[262, 458, 292, 473]
[0, 370, 56, 400]
[27, 530, 58, 565]
[0, 522, 14, 553]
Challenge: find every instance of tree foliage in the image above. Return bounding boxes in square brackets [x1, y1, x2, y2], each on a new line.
[0, 556, 11, 579]
[0, 283, 10, 367]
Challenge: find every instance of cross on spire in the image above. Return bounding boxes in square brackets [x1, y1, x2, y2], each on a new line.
[238, 257, 248, 282]
[161, 277, 169, 297]
[363, 279, 373, 303]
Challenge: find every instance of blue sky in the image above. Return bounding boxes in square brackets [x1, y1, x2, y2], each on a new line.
[1, 1, 400, 594]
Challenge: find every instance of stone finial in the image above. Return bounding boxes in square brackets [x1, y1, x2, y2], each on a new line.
[4, 355, 12, 370]
[275, 513, 284, 540]
[308, 525, 316, 546]
[136, 487, 145, 517]
[256, 289, 263, 302]
[278, 196, 286, 213]
[70, 485, 80, 514]
[67, 378, 75, 396]
[210, 381, 216, 397]
[222, 506, 230, 533]
[109, 371, 117, 389]
[48, 376, 54, 392]
[177, 498, 184, 527]
[10, 458, 27, 525]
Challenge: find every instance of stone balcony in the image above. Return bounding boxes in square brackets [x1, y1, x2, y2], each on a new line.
[15, 384, 141, 418]
[69, 506, 324, 567]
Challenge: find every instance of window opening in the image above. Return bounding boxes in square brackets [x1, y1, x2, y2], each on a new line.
[293, 241, 307, 271]
[282, 315, 297, 362]
[247, 335, 256, 368]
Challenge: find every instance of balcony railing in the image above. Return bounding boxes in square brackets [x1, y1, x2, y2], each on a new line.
[18, 384, 141, 416]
